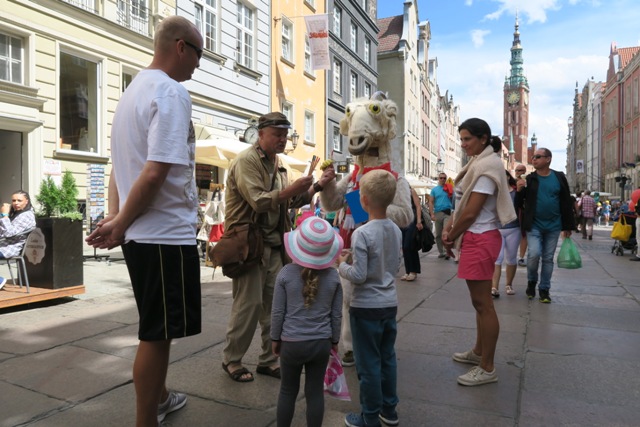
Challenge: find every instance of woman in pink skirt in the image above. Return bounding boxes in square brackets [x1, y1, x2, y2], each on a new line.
[442, 118, 517, 387]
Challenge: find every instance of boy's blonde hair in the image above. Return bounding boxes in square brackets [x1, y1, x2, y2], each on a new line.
[359, 169, 396, 209]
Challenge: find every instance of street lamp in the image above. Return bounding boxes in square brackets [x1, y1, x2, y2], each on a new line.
[436, 158, 445, 173]
[285, 130, 299, 154]
[615, 173, 629, 201]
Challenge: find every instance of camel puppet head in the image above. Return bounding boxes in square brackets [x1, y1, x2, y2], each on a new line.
[339, 92, 398, 166]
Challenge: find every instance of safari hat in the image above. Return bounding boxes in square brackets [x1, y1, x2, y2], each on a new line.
[284, 217, 343, 269]
[257, 111, 291, 129]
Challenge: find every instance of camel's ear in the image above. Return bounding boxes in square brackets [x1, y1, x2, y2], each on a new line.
[339, 117, 350, 135]
[384, 100, 398, 140]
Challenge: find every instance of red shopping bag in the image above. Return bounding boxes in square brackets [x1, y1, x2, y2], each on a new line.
[324, 349, 351, 401]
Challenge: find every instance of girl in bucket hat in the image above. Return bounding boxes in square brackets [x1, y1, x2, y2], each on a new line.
[271, 217, 344, 427]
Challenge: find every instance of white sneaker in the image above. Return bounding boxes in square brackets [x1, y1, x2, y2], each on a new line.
[158, 391, 187, 422]
[0, 277, 6, 290]
[452, 349, 481, 365]
[457, 366, 498, 386]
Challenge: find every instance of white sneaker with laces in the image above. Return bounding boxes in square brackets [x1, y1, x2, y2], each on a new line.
[158, 391, 187, 422]
[457, 366, 498, 386]
[452, 349, 481, 365]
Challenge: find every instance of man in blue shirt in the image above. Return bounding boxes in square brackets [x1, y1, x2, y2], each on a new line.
[515, 148, 575, 303]
[429, 173, 453, 259]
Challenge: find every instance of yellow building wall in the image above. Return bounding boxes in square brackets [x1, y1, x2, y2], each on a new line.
[271, 0, 327, 181]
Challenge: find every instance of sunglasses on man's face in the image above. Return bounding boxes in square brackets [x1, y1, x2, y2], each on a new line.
[532, 155, 549, 160]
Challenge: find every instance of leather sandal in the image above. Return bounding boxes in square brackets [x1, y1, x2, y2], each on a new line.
[506, 285, 515, 295]
[491, 288, 500, 298]
[400, 274, 409, 280]
[405, 273, 417, 281]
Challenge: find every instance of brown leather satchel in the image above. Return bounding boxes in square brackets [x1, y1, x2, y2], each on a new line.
[209, 222, 264, 278]
[209, 156, 279, 278]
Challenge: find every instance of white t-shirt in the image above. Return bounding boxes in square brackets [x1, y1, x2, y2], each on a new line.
[111, 69, 198, 244]
[454, 175, 499, 233]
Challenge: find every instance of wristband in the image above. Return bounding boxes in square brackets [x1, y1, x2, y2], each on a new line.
[0, 213, 7, 217]
[313, 182, 323, 192]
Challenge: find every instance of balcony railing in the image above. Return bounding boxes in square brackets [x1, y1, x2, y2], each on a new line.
[62, 0, 97, 14]
[60, 0, 151, 37]
[116, 0, 150, 36]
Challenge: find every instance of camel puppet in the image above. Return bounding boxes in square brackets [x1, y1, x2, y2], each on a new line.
[320, 92, 413, 245]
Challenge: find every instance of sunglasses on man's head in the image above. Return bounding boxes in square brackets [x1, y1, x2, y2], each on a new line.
[532, 155, 549, 159]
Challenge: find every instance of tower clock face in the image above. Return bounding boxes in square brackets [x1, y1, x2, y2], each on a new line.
[507, 91, 521, 105]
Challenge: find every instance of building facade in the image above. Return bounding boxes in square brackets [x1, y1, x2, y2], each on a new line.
[601, 42, 639, 201]
[377, 1, 459, 188]
[327, 0, 378, 175]
[0, 0, 272, 218]
[569, 80, 604, 194]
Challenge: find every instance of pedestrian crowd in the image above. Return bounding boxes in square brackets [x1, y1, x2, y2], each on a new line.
[78, 15, 640, 427]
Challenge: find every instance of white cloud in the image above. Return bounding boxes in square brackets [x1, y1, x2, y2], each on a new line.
[471, 29, 491, 47]
[483, 0, 561, 24]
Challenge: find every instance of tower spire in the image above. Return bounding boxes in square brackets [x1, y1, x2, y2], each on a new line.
[508, 14, 528, 89]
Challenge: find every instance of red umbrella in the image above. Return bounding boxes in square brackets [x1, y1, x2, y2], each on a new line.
[630, 188, 640, 212]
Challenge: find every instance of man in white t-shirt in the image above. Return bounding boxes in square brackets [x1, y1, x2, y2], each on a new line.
[86, 16, 203, 426]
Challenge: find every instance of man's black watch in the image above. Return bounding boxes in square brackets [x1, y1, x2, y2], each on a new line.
[313, 182, 323, 192]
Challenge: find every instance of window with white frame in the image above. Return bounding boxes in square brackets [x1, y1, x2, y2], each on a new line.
[333, 59, 342, 94]
[122, 71, 134, 92]
[0, 33, 23, 84]
[281, 101, 293, 128]
[117, 0, 148, 35]
[333, 126, 341, 152]
[194, 0, 218, 53]
[364, 82, 371, 99]
[304, 111, 314, 143]
[364, 38, 370, 65]
[59, 51, 101, 153]
[236, 2, 254, 68]
[350, 72, 357, 101]
[281, 18, 293, 62]
[304, 35, 312, 73]
[350, 23, 357, 52]
[333, 6, 342, 37]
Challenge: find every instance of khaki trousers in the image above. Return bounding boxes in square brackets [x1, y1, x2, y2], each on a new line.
[222, 246, 282, 366]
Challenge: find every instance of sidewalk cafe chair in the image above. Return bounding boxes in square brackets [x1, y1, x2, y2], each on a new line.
[3, 229, 35, 293]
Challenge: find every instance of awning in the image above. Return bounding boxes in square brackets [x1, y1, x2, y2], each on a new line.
[406, 177, 435, 196]
[196, 139, 308, 173]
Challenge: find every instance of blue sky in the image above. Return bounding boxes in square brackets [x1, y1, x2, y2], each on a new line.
[377, 0, 640, 172]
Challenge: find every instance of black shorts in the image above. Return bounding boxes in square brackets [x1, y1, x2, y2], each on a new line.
[122, 241, 201, 341]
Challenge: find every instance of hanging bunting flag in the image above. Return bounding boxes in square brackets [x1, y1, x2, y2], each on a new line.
[305, 14, 330, 70]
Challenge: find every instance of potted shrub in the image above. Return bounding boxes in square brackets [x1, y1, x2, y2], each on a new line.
[26, 171, 84, 290]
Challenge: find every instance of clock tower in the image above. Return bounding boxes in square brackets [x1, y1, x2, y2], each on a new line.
[503, 14, 530, 166]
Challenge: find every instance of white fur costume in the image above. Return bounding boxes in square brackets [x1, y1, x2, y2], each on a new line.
[320, 93, 412, 232]
[320, 92, 413, 356]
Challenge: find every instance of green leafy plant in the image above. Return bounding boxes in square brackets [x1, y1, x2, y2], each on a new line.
[36, 170, 82, 220]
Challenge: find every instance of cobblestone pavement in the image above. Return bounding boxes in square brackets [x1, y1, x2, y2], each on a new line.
[1, 226, 639, 426]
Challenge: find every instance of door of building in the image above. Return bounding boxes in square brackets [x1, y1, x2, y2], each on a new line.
[0, 130, 24, 202]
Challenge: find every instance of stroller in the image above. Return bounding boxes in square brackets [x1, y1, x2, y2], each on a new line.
[611, 212, 637, 256]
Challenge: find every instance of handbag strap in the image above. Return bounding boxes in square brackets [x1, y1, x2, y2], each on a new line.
[248, 155, 280, 226]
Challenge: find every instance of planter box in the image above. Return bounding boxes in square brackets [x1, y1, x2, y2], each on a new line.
[24, 218, 84, 289]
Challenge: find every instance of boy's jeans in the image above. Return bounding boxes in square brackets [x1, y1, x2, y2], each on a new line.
[526, 228, 561, 291]
[350, 314, 398, 426]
